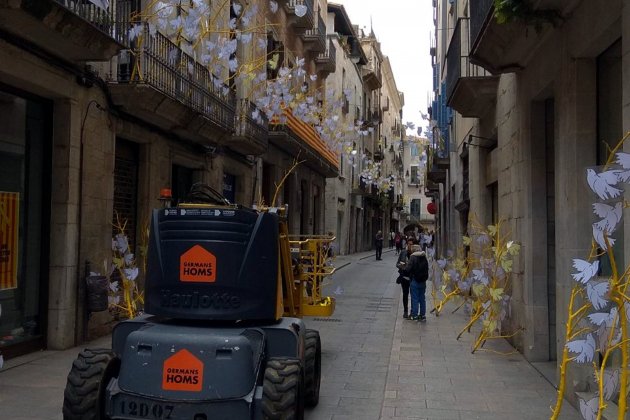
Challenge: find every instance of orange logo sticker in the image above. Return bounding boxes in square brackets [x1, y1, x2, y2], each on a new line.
[162, 349, 204, 392]
[180, 245, 216, 283]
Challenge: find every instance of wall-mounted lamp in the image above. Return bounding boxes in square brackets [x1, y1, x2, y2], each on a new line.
[467, 134, 496, 149]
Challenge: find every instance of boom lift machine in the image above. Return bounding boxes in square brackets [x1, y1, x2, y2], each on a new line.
[62, 187, 336, 420]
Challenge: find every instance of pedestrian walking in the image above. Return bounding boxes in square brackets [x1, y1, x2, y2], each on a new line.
[395, 240, 414, 318]
[394, 231, 402, 255]
[389, 230, 395, 249]
[375, 230, 383, 260]
[404, 242, 429, 321]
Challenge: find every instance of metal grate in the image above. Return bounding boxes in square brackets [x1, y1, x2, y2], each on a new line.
[113, 140, 139, 248]
[312, 318, 343, 323]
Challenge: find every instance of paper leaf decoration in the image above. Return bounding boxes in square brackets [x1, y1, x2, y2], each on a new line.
[586, 281, 609, 310]
[592, 202, 623, 233]
[489, 288, 504, 302]
[602, 369, 620, 400]
[472, 269, 489, 286]
[579, 397, 598, 420]
[566, 333, 596, 363]
[592, 223, 616, 251]
[571, 259, 599, 284]
[89, 0, 109, 11]
[586, 168, 623, 200]
[294, 4, 307, 17]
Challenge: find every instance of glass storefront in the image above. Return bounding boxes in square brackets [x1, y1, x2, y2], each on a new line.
[0, 87, 51, 358]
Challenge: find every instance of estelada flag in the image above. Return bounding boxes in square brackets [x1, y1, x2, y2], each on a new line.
[0, 192, 19, 290]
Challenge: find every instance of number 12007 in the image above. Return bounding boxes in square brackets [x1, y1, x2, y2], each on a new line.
[119, 400, 174, 419]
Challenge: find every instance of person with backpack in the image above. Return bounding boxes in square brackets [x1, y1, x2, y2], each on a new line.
[404, 242, 429, 321]
[395, 239, 413, 318]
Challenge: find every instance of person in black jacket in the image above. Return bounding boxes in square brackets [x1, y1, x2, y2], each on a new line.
[375, 230, 384, 260]
[405, 244, 429, 321]
[395, 240, 414, 318]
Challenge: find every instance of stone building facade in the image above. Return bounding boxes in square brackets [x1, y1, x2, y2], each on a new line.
[431, 0, 630, 407]
[0, 0, 339, 357]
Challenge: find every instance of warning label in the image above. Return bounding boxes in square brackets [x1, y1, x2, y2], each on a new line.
[162, 349, 204, 392]
[180, 245, 216, 283]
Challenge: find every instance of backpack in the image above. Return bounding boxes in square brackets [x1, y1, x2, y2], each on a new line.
[406, 253, 428, 282]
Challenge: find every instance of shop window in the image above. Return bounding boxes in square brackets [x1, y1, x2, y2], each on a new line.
[0, 89, 51, 357]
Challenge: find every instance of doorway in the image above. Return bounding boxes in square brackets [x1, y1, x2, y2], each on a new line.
[545, 98, 556, 361]
[0, 88, 51, 358]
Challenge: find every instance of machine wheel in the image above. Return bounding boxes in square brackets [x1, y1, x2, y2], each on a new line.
[62, 348, 120, 420]
[262, 358, 304, 420]
[303, 329, 321, 407]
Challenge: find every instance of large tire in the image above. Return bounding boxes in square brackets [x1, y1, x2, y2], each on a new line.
[262, 358, 304, 420]
[303, 329, 321, 407]
[62, 348, 120, 420]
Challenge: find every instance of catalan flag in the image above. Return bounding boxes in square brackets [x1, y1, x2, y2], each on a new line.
[0, 192, 19, 290]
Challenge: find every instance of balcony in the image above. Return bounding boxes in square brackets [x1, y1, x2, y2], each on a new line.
[269, 110, 338, 178]
[284, 0, 314, 32]
[425, 179, 439, 195]
[351, 176, 369, 196]
[446, 18, 499, 118]
[302, 12, 326, 53]
[231, 99, 268, 156]
[373, 147, 384, 162]
[427, 161, 446, 184]
[0, 0, 137, 61]
[469, 0, 560, 74]
[315, 38, 336, 74]
[426, 144, 448, 184]
[362, 63, 382, 91]
[110, 24, 235, 146]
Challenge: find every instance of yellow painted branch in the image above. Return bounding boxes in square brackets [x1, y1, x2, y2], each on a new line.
[551, 288, 580, 420]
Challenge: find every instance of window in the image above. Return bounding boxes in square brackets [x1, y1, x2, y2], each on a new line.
[410, 165, 420, 184]
[411, 199, 421, 217]
[411, 144, 419, 157]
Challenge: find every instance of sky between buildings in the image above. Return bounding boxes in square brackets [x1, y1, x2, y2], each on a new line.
[335, 0, 434, 137]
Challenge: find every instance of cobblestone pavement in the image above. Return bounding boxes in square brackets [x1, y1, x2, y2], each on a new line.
[0, 248, 578, 420]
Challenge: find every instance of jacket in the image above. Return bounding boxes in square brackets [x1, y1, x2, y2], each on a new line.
[396, 250, 411, 280]
[406, 250, 428, 282]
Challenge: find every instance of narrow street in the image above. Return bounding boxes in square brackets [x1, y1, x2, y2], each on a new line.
[305, 249, 579, 420]
[0, 248, 578, 420]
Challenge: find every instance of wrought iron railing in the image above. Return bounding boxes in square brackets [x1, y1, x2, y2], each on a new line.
[446, 18, 491, 102]
[470, 0, 494, 51]
[234, 99, 268, 140]
[119, 24, 235, 131]
[316, 38, 336, 71]
[304, 12, 326, 46]
[53, 0, 140, 45]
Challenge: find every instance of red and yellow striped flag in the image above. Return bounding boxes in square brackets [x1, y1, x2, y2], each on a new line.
[0, 192, 19, 290]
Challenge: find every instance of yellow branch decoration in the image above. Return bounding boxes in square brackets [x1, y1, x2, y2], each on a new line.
[108, 212, 145, 320]
[428, 215, 522, 354]
[552, 131, 630, 420]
